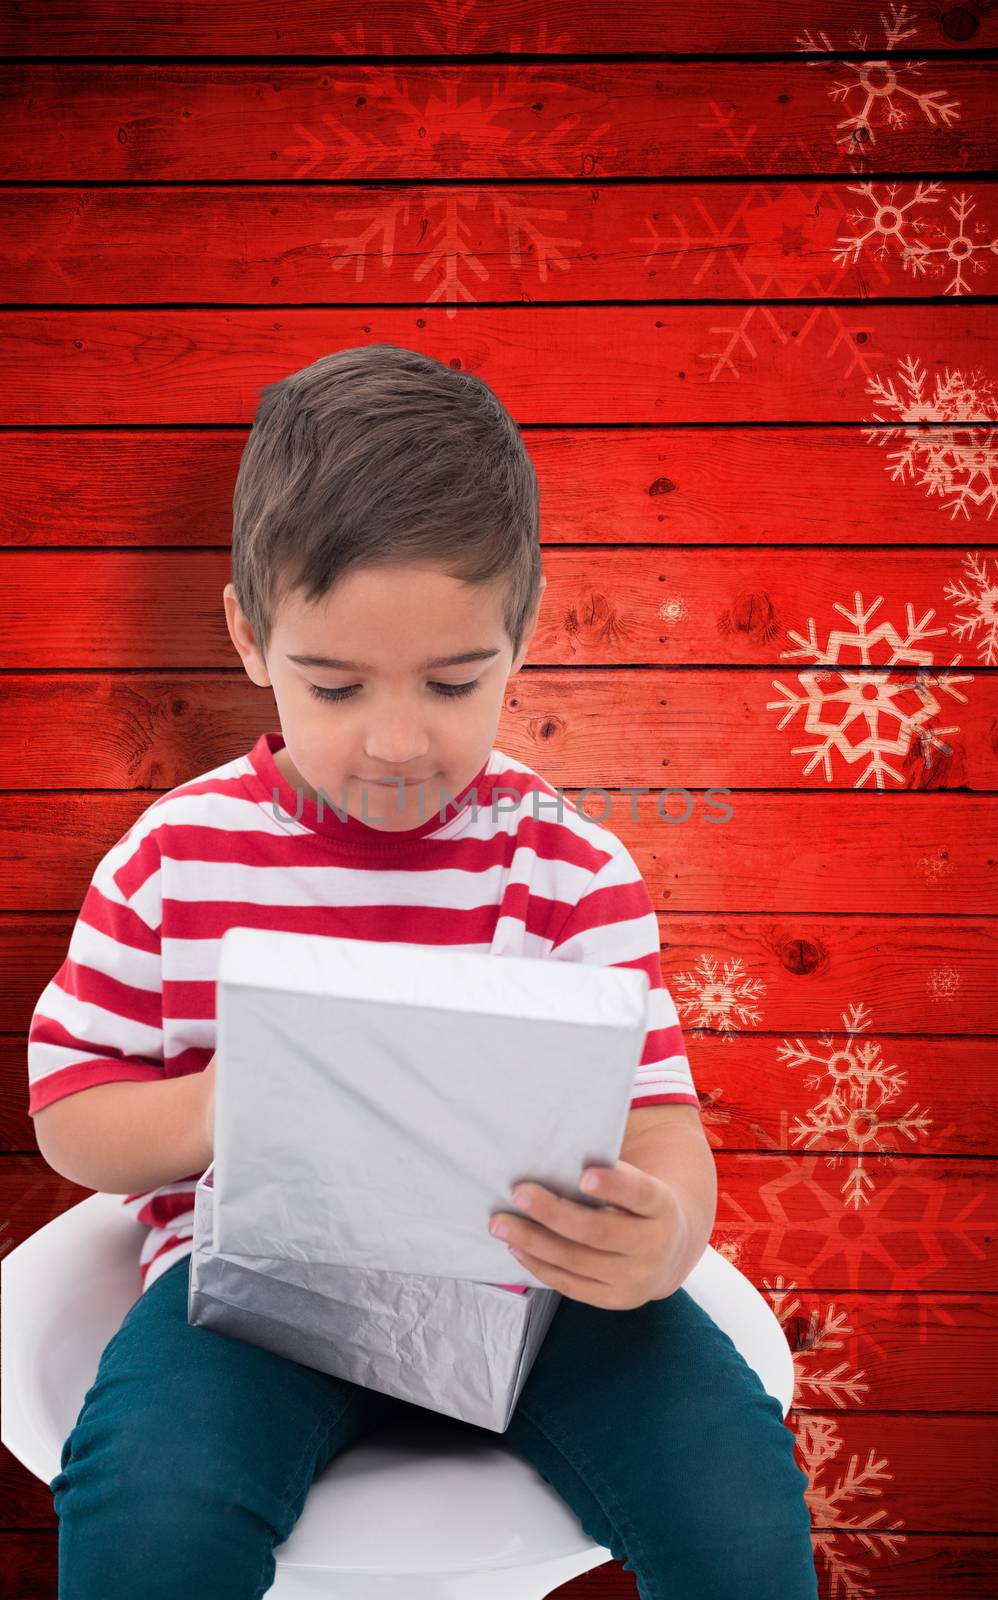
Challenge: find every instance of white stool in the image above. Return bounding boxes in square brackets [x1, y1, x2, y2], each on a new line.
[2, 1193, 795, 1598]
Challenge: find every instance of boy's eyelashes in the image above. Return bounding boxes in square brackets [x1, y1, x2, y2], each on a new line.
[307, 680, 480, 704]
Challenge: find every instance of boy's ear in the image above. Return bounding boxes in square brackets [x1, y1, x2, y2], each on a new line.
[222, 583, 272, 689]
[509, 574, 546, 675]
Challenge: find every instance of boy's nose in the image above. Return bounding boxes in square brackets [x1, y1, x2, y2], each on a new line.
[362, 741, 433, 771]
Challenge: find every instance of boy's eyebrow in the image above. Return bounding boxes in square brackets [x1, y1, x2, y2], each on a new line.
[286, 647, 503, 671]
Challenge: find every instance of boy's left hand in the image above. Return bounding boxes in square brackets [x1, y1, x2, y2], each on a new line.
[488, 1160, 690, 1310]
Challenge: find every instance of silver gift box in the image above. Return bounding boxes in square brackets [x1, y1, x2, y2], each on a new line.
[187, 929, 650, 1433]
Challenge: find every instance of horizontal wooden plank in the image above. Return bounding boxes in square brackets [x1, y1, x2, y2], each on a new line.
[3, 668, 997, 792]
[5, 1028, 993, 1160]
[4, 180, 996, 303]
[655, 915, 997, 1036]
[786, 1419, 998, 1537]
[2, 787, 996, 913]
[2, 64, 994, 182]
[4, 548, 997, 671]
[3, 427, 995, 546]
[674, 1034, 996, 1165]
[2, 1153, 994, 1294]
[1, 1, 994, 56]
[714, 1155, 997, 1295]
[2, 307, 994, 425]
[774, 1291, 998, 1413]
[662, 909, 989, 1038]
[3, 912, 996, 1037]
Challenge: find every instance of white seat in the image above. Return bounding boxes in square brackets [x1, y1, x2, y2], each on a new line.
[2, 1193, 795, 1598]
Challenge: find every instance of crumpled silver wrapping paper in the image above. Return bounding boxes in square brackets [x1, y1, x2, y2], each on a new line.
[188, 1166, 563, 1432]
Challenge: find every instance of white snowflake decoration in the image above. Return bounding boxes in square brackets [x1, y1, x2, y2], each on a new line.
[863, 356, 998, 520]
[768, 590, 973, 789]
[902, 189, 998, 296]
[778, 1001, 932, 1209]
[834, 179, 940, 266]
[926, 966, 962, 1000]
[767, 1278, 907, 1593]
[797, 4, 961, 157]
[657, 595, 689, 625]
[943, 550, 998, 665]
[833, 182, 997, 296]
[672, 954, 767, 1039]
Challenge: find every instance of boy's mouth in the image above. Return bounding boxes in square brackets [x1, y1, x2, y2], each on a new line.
[362, 775, 435, 786]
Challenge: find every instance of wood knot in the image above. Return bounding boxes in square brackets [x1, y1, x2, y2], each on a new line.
[718, 591, 779, 645]
[786, 1314, 816, 1352]
[940, 6, 978, 42]
[528, 713, 565, 744]
[779, 938, 824, 976]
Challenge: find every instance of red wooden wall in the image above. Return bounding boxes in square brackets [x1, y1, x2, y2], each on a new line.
[1, 3, 996, 1595]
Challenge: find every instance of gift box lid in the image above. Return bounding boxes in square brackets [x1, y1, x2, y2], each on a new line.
[217, 925, 647, 1027]
[213, 928, 649, 1284]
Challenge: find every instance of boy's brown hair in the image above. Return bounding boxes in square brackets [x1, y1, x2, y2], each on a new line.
[230, 344, 543, 661]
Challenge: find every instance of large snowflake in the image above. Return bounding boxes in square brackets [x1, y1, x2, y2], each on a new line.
[796, 3, 961, 159]
[833, 181, 998, 296]
[778, 1002, 932, 1209]
[279, 10, 611, 317]
[943, 551, 998, 665]
[767, 1279, 906, 1599]
[863, 356, 998, 519]
[689, 109, 892, 382]
[672, 954, 767, 1039]
[768, 589, 973, 789]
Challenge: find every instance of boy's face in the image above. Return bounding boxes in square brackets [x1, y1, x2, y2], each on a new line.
[223, 563, 545, 831]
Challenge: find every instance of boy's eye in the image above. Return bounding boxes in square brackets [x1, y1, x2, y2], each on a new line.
[307, 680, 479, 704]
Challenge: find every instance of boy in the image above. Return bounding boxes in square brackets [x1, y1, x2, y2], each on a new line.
[27, 345, 818, 1598]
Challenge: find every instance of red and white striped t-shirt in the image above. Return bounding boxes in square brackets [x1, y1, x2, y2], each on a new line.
[28, 731, 699, 1298]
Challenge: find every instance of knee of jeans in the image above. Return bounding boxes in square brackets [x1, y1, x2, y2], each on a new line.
[51, 1410, 221, 1529]
[655, 1394, 814, 1546]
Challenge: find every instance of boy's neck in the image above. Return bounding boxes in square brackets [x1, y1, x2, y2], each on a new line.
[272, 742, 319, 804]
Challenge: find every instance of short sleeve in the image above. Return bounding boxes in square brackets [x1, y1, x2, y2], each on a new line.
[27, 830, 165, 1117]
[547, 840, 699, 1110]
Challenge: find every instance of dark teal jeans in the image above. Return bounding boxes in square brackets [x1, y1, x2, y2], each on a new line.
[50, 1252, 819, 1599]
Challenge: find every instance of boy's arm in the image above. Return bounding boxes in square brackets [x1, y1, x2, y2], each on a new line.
[34, 1063, 214, 1195]
[28, 828, 214, 1195]
[620, 1102, 717, 1284]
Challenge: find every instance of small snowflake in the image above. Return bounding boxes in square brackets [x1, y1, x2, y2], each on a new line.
[796, 4, 961, 159]
[863, 356, 998, 519]
[709, 1235, 745, 1270]
[672, 954, 766, 1039]
[917, 851, 955, 882]
[768, 589, 974, 789]
[926, 966, 961, 1000]
[657, 595, 689, 625]
[943, 551, 998, 665]
[778, 1001, 932, 1209]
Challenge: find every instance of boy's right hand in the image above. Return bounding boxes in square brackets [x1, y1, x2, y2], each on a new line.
[200, 1052, 217, 1164]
